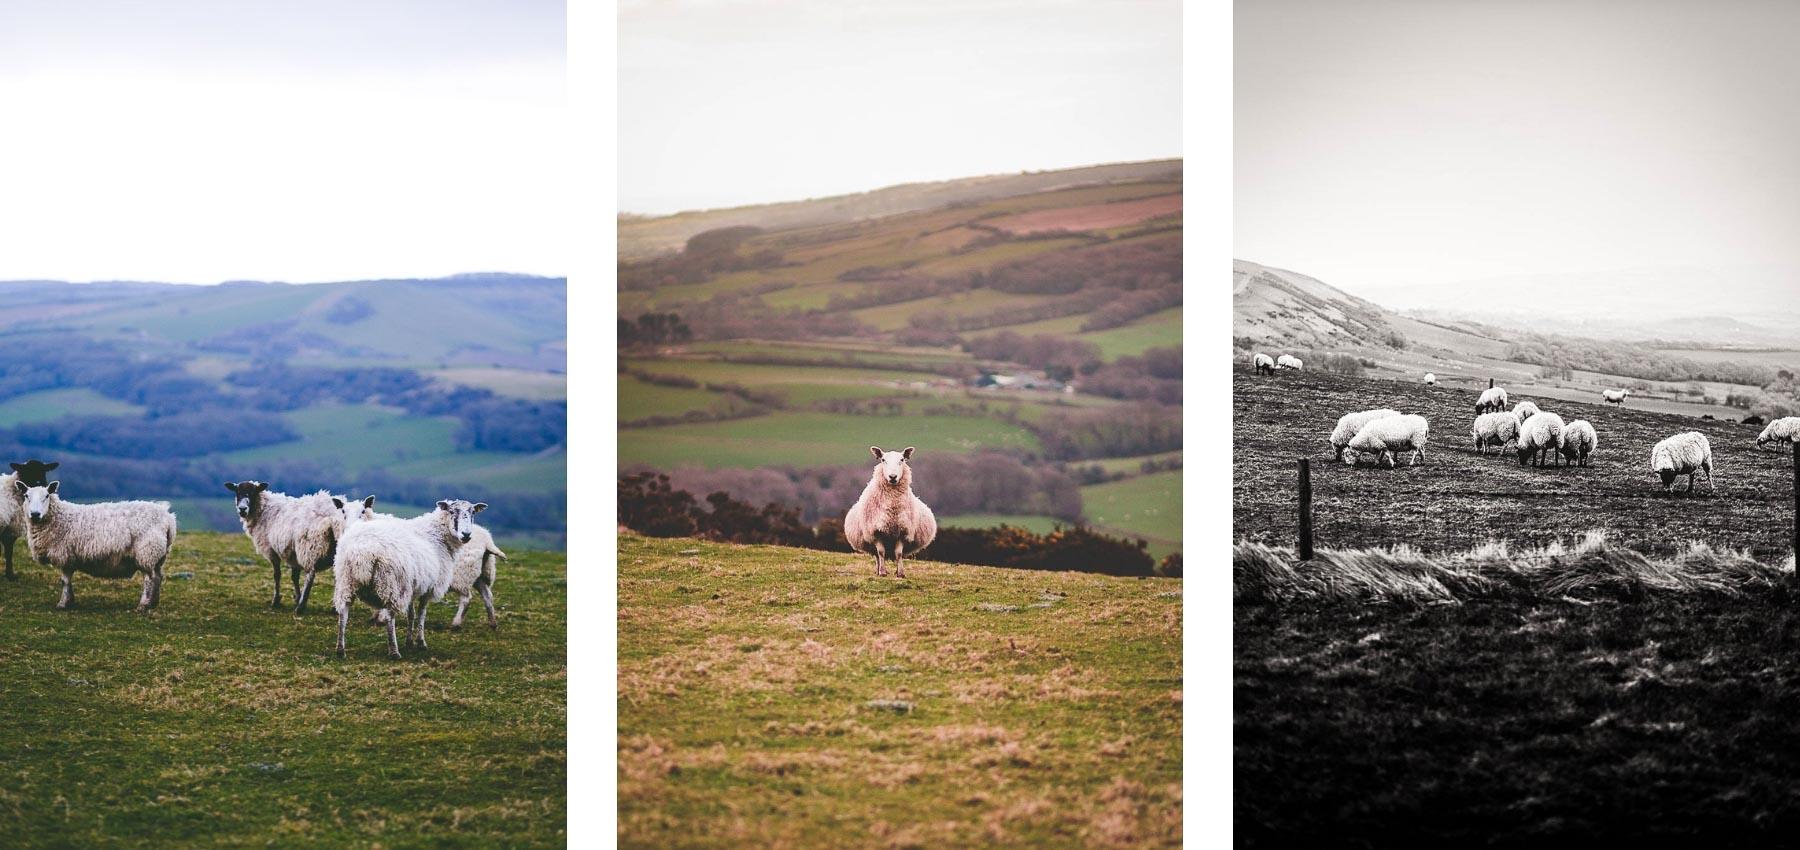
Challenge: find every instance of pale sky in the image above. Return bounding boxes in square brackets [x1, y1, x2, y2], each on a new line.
[618, 0, 1183, 215]
[1236, 0, 1800, 300]
[0, 0, 564, 283]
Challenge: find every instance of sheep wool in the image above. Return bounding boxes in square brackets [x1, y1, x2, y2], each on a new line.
[1560, 419, 1598, 467]
[845, 447, 937, 578]
[0, 473, 24, 581]
[1516, 410, 1565, 468]
[448, 523, 506, 629]
[1512, 400, 1541, 422]
[333, 500, 483, 659]
[18, 482, 176, 613]
[1277, 354, 1304, 370]
[1253, 353, 1275, 375]
[226, 481, 343, 613]
[1330, 409, 1402, 461]
[1603, 389, 1631, 405]
[1344, 414, 1430, 468]
[1756, 417, 1800, 450]
[1423, 373, 1437, 385]
[1651, 432, 1714, 495]
[1471, 411, 1522, 455]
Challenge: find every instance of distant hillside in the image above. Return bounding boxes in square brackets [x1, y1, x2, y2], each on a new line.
[619, 159, 1182, 261]
[1231, 260, 1410, 348]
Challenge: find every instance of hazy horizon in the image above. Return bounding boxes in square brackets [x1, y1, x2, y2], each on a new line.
[1236, 0, 1800, 311]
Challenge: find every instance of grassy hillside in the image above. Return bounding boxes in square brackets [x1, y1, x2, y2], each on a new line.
[0, 531, 566, 848]
[617, 533, 1181, 849]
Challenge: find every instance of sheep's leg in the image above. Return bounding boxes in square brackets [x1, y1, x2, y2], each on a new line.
[56, 570, 74, 609]
[335, 604, 350, 657]
[150, 563, 164, 608]
[479, 580, 497, 629]
[267, 555, 283, 609]
[382, 609, 402, 659]
[874, 550, 886, 577]
[452, 592, 470, 629]
[289, 564, 301, 606]
[1687, 472, 1696, 494]
[137, 569, 155, 613]
[414, 600, 430, 651]
[295, 566, 318, 615]
[894, 542, 906, 579]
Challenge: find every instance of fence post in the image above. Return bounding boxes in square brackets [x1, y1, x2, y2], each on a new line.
[1792, 441, 1799, 582]
[1489, 378, 1495, 389]
[1298, 458, 1314, 561]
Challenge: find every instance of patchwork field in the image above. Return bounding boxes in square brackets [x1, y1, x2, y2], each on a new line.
[1081, 471, 1182, 560]
[617, 411, 1042, 470]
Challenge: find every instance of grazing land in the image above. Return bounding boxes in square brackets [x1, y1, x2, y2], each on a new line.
[0, 531, 566, 848]
[617, 534, 1182, 849]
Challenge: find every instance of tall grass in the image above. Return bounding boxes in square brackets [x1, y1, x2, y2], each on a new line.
[1235, 531, 1795, 605]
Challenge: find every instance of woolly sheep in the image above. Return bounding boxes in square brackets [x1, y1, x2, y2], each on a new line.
[1253, 353, 1275, 375]
[1602, 389, 1630, 406]
[332, 499, 484, 659]
[1516, 410, 1565, 468]
[1512, 400, 1541, 422]
[1755, 417, 1800, 451]
[1330, 408, 1402, 461]
[844, 446, 937, 578]
[1342, 414, 1429, 468]
[1475, 387, 1509, 414]
[16, 481, 177, 612]
[1651, 432, 1714, 495]
[1470, 411, 1522, 455]
[225, 481, 344, 614]
[1423, 373, 1437, 385]
[1277, 354, 1303, 370]
[1, 459, 57, 580]
[1560, 419, 1598, 467]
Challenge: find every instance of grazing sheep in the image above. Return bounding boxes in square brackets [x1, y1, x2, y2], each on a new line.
[1603, 389, 1630, 406]
[1253, 353, 1275, 375]
[225, 481, 344, 613]
[16, 481, 177, 612]
[2, 460, 57, 580]
[844, 446, 937, 578]
[1342, 414, 1429, 468]
[1561, 419, 1598, 467]
[1277, 354, 1303, 371]
[1651, 432, 1714, 495]
[1755, 417, 1800, 451]
[332, 499, 484, 659]
[1512, 400, 1541, 422]
[1516, 410, 1565, 468]
[1330, 408, 1402, 461]
[1475, 387, 1509, 414]
[1470, 411, 1522, 455]
[1423, 373, 1437, 385]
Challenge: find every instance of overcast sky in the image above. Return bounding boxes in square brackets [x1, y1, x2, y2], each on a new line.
[618, 0, 1182, 215]
[0, 0, 564, 283]
[1236, 0, 1800, 300]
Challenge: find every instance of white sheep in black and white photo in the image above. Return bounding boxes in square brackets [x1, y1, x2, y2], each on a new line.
[1475, 387, 1508, 414]
[1341, 414, 1429, 468]
[1603, 389, 1630, 406]
[1422, 372, 1437, 385]
[1277, 354, 1303, 370]
[17, 480, 177, 612]
[1253, 353, 1275, 375]
[1755, 417, 1800, 451]
[1330, 408, 1402, 461]
[1560, 419, 1598, 467]
[1516, 410, 1564, 467]
[1471, 411, 1522, 455]
[1651, 432, 1714, 495]
[1512, 400, 1541, 423]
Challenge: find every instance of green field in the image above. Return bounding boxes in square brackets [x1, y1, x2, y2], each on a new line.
[624, 359, 944, 405]
[850, 289, 1068, 332]
[617, 534, 1180, 849]
[619, 374, 752, 421]
[1081, 451, 1183, 477]
[617, 411, 1042, 469]
[0, 388, 146, 426]
[939, 513, 1067, 535]
[0, 532, 565, 848]
[966, 307, 1182, 361]
[1080, 471, 1182, 559]
[221, 403, 461, 468]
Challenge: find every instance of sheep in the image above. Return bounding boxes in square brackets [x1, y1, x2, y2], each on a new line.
[225, 481, 344, 614]
[332, 498, 484, 659]
[1474, 387, 1509, 414]
[1329, 408, 1402, 462]
[1512, 400, 1541, 423]
[844, 446, 937, 578]
[1253, 353, 1275, 375]
[1560, 419, 1598, 467]
[1470, 411, 1522, 455]
[1755, 417, 1800, 451]
[15, 481, 177, 612]
[1516, 410, 1565, 468]
[338, 494, 508, 630]
[1, 460, 56, 580]
[1277, 354, 1304, 371]
[1423, 372, 1437, 385]
[1341, 414, 1429, 468]
[1603, 389, 1630, 406]
[1651, 432, 1714, 495]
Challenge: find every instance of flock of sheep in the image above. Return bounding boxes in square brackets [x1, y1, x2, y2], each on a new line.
[0, 458, 503, 660]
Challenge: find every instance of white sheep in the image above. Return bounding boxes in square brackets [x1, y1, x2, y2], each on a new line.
[16, 481, 177, 612]
[1253, 353, 1275, 375]
[1516, 410, 1565, 468]
[1342, 414, 1429, 468]
[340, 493, 509, 630]
[844, 446, 937, 578]
[1755, 417, 1800, 451]
[1470, 411, 1522, 455]
[332, 499, 484, 659]
[1277, 354, 1304, 370]
[1512, 400, 1541, 422]
[1560, 419, 1598, 467]
[1330, 408, 1402, 461]
[1, 459, 58, 580]
[225, 481, 344, 614]
[1603, 389, 1631, 406]
[1651, 432, 1714, 495]
[1423, 372, 1437, 385]
[1475, 387, 1509, 414]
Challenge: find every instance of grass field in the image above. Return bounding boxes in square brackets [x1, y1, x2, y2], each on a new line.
[0, 388, 146, 426]
[968, 307, 1182, 361]
[222, 403, 461, 468]
[1079, 471, 1182, 561]
[0, 531, 565, 848]
[617, 533, 1181, 849]
[624, 359, 944, 406]
[617, 411, 1042, 470]
[619, 375, 752, 421]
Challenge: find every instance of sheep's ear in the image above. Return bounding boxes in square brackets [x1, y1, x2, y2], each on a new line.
[224, 482, 238, 492]
[472, 502, 487, 513]
[11, 480, 25, 497]
[43, 462, 56, 472]
[869, 446, 884, 460]
[437, 500, 451, 512]
[331, 496, 345, 510]
[902, 447, 915, 460]
[46, 481, 59, 495]
[363, 495, 377, 509]
[9, 463, 22, 473]
[255, 481, 269, 492]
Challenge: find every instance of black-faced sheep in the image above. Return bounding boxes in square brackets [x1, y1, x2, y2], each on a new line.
[1342, 414, 1429, 468]
[1560, 419, 1598, 467]
[1755, 417, 1800, 451]
[1253, 353, 1275, 375]
[1, 459, 57, 580]
[1652, 432, 1714, 495]
[1423, 373, 1437, 385]
[17, 481, 177, 612]
[1471, 411, 1521, 455]
[844, 447, 937, 578]
[226, 481, 344, 613]
[1517, 410, 1565, 467]
[1475, 387, 1508, 414]
[1330, 408, 1402, 462]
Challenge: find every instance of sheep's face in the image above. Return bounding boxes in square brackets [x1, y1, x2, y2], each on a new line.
[8, 459, 57, 489]
[1657, 469, 1678, 491]
[19, 481, 57, 523]
[224, 480, 269, 519]
[436, 499, 487, 544]
[332, 495, 377, 528]
[869, 446, 914, 486]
